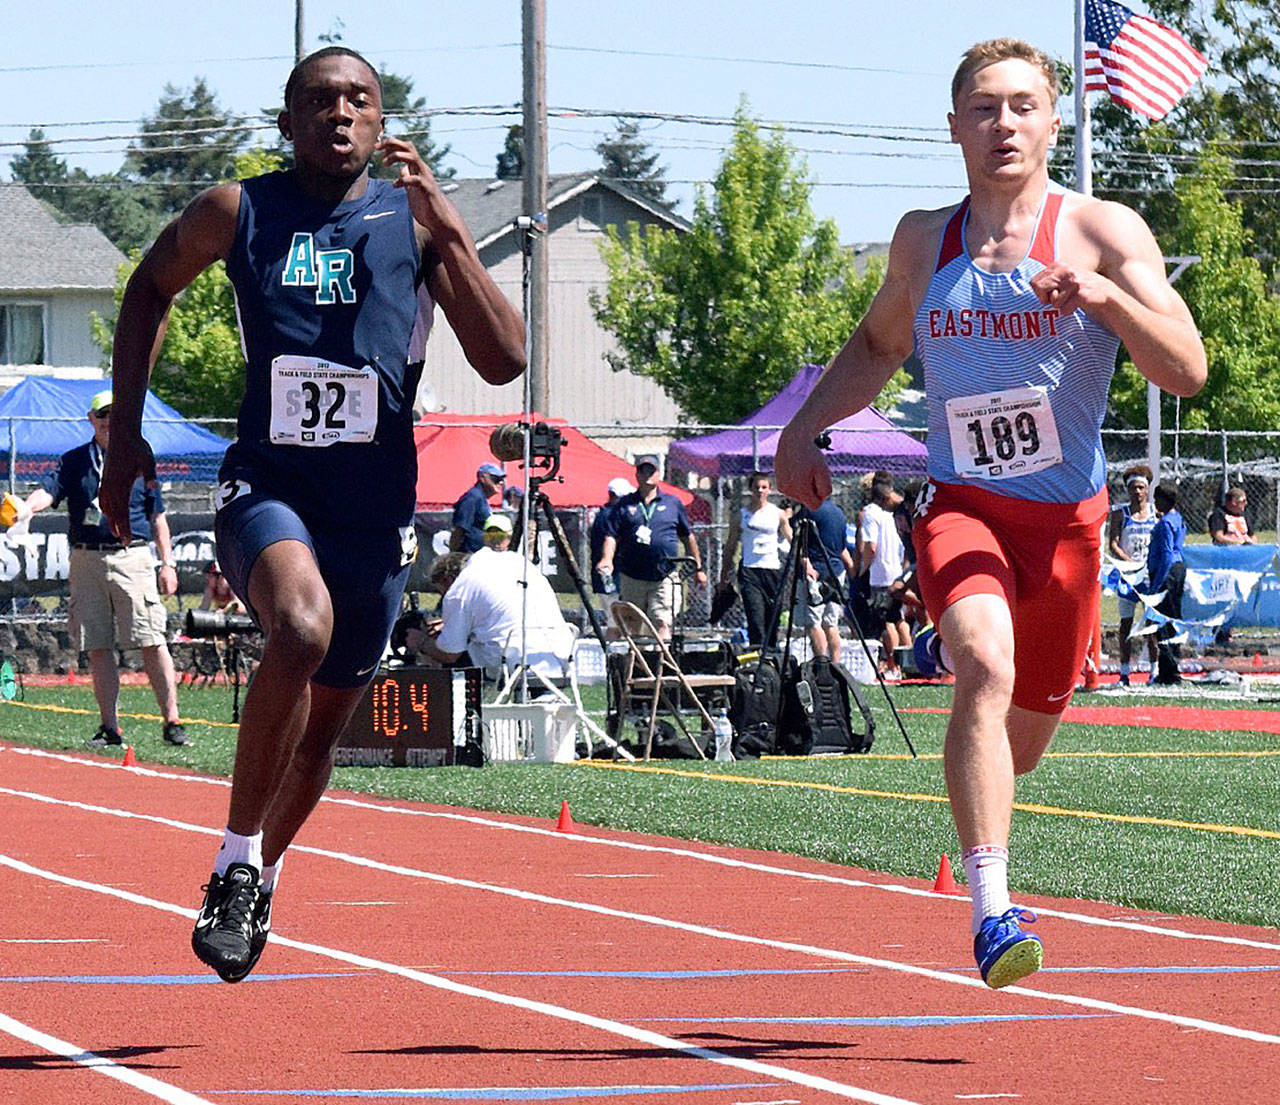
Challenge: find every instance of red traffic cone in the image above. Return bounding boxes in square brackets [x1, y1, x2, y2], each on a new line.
[64, 670, 76, 685]
[1253, 652, 1264, 668]
[933, 854, 962, 894]
[121, 745, 136, 768]
[555, 799, 574, 833]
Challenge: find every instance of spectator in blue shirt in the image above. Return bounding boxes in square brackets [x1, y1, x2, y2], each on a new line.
[1145, 481, 1186, 686]
[792, 497, 858, 663]
[596, 455, 706, 639]
[9, 390, 186, 747]
[450, 462, 505, 552]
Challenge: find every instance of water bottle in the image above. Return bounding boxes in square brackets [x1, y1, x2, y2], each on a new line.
[599, 567, 618, 596]
[712, 708, 734, 761]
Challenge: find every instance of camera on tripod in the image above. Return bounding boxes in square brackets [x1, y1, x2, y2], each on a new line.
[489, 421, 565, 464]
[185, 609, 256, 639]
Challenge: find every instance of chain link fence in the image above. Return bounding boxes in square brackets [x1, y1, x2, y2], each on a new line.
[1, 415, 1277, 648]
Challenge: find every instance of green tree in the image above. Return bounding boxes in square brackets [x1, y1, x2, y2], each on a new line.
[376, 68, 454, 180]
[1108, 150, 1280, 431]
[592, 104, 895, 425]
[495, 124, 523, 180]
[123, 79, 245, 216]
[9, 128, 68, 205]
[596, 119, 668, 205]
[1056, 1, 1280, 279]
[90, 149, 285, 420]
[10, 129, 163, 251]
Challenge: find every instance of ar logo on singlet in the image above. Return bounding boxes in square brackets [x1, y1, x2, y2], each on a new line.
[280, 232, 357, 305]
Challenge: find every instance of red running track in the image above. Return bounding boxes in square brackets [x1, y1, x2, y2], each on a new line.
[1, 742, 1279, 1104]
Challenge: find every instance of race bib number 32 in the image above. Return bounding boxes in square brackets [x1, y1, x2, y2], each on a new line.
[269, 355, 378, 447]
[945, 386, 1064, 481]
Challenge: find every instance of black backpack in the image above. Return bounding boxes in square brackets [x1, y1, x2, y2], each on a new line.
[730, 653, 806, 759]
[790, 655, 876, 754]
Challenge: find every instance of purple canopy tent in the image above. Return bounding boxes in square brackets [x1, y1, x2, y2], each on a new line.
[667, 364, 928, 478]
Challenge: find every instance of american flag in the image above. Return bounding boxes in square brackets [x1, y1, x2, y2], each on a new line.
[1083, 0, 1208, 120]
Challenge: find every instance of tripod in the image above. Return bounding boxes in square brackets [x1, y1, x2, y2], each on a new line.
[762, 513, 917, 757]
[505, 459, 635, 761]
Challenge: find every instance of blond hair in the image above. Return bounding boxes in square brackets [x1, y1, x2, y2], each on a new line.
[952, 39, 1059, 108]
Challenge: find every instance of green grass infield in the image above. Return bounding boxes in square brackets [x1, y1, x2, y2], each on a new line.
[3, 680, 1277, 931]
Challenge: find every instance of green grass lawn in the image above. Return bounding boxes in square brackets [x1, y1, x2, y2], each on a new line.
[4, 680, 1278, 931]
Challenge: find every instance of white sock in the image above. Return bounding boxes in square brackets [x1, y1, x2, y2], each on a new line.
[963, 844, 1012, 934]
[260, 856, 284, 896]
[214, 828, 263, 877]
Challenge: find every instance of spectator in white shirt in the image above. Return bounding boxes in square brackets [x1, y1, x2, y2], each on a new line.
[414, 514, 572, 678]
[858, 472, 913, 679]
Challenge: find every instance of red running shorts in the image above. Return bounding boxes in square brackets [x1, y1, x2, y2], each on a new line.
[913, 480, 1108, 715]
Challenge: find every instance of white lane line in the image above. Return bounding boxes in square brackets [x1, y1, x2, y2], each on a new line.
[0, 1009, 215, 1104]
[0, 854, 922, 1105]
[7, 745, 1280, 954]
[2, 787, 1279, 1047]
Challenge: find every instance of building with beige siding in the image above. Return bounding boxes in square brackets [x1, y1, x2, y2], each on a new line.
[0, 185, 123, 391]
[420, 173, 687, 437]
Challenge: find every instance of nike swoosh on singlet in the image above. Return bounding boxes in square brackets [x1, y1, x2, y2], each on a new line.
[363, 211, 395, 221]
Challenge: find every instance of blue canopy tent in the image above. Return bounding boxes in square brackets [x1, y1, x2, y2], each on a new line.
[0, 377, 228, 484]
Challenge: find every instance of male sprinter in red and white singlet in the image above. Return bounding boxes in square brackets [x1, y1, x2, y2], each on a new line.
[777, 39, 1205, 988]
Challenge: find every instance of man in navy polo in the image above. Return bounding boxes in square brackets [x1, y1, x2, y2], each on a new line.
[11, 389, 187, 747]
[596, 454, 706, 639]
[450, 461, 505, 552]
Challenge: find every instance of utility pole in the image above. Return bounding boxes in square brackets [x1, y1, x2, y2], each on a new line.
[522, 0, 550, 414]
[294, 0, 305, 63]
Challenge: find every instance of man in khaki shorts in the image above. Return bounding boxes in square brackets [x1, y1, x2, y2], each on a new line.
[11, 389, 186, 747]
[596, 454, 706, 639]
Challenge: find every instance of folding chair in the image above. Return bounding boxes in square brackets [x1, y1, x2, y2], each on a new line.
[609, 601, 736, 760]
[493, 624, 635, 762]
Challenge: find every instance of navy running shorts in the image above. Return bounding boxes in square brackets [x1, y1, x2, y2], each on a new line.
[215, 490, 416, 688]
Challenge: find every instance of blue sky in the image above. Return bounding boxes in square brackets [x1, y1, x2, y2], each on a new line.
[1, 1, 1085, 243]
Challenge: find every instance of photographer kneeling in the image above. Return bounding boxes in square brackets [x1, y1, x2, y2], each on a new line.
[412, 514, 572, 680]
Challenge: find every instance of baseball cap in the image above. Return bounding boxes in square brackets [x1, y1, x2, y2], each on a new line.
[633, 453, 660, 472]
[478, 462, 506, 479]
[607, 477, 635, 497]
[89, 389, 113, 413]
[483, 512, 513, 534]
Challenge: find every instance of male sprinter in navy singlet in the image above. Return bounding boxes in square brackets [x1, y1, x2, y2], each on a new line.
[100, 47, 525, 982]
[777, 39, 1205, 988]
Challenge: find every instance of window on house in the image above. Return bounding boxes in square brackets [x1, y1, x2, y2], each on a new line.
[0, 304, 46, 365]
[578, 195, 603, 231]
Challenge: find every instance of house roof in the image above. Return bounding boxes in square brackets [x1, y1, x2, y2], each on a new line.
[0, 185, 126, 292]
[444, 172, 688, 248]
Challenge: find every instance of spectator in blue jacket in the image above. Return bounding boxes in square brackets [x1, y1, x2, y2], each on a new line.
[1145, 481, 1186, 686]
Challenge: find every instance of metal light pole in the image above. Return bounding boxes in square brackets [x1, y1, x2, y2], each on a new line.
[522, 0, 550, 414]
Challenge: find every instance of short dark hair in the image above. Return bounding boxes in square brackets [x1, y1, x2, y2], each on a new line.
[1153, 481, 1179, 512]
[747, 470, 772, 486]
[284, 46, 382, 109]
[871, 473, 896, 504]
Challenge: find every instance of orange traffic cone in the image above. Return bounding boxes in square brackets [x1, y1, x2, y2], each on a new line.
[933, 854, 962, 894]
[121, 745, 136, 768]
[555, 799, 574, 833]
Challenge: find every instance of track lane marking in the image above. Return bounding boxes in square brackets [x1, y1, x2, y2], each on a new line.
[2, 789, 1280, 1046]
[5, 749, 1280, 953]
[0, 854, 921, 1105]
[0, 1009, 215, 1104]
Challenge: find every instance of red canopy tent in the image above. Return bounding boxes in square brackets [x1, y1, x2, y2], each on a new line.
[413, 413, 705, 519]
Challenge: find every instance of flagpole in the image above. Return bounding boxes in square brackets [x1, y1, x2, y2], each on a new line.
[1073, 0, 1092, 196]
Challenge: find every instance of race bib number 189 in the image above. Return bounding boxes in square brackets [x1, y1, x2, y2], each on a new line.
[944, 386, 1064, 481]
[269, 355, 378, 447]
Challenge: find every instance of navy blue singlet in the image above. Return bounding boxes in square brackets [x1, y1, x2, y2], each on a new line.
[222, 172, 432, 527]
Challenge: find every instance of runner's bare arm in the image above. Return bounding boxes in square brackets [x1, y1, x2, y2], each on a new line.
[1033, 199, 1206, 398]
[101, 185, 239, 540]
[776, 212, 933, 508]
